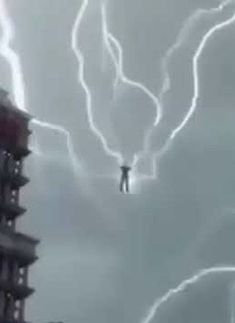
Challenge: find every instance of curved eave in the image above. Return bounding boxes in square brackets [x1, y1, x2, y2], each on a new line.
[11, 174, 30, 189]
[0, 245, 38, 267]
[13, 146, 31, 159]
[0, 278, 34, 299]
[0, 173, 30, 189]
[0, 201, 26, 220]
[0, 144, 31, 159]
[1, 203, 26, 217]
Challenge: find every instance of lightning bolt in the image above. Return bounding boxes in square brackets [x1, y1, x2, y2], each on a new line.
[72, 0, 123, 165]
[2, 0, 233, 183]
[0, 0, 83, 175]
[0, 0, 27, 111]
[169, 5, 235, 141]
[159, 0, 232, 102]
[32, 119, 82, 175]
[101, 1, 234, 177]
[145, 0, 235, 180]
[141, 266, 235, 323]
[101, 3, 162, 166]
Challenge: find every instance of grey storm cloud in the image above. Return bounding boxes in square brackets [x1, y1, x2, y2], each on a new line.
[1, 0, 235, 323]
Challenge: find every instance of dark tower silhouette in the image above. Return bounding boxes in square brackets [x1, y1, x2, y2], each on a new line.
[0, 89, 38, 323]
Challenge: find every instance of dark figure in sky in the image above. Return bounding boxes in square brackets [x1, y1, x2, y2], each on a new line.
[120, 165, 131, 193]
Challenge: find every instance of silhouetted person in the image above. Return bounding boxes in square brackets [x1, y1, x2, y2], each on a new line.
[120, 165, 131, 193]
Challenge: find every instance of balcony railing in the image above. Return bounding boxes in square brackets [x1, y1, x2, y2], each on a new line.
[0, 154, 29, 189]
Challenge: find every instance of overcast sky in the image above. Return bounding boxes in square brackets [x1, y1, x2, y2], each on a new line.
[1, 0, 235, 322]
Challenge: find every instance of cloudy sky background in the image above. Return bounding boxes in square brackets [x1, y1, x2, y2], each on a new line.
[1, 0, 235, 322]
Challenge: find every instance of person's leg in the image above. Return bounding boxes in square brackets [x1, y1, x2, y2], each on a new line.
[120, 176, 124, 192]
[126, 177, 129, 192]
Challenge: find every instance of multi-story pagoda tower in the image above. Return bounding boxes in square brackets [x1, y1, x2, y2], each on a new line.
[0, 89, 38, 323]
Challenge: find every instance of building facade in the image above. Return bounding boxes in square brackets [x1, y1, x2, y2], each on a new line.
[0, 89, 38, 323]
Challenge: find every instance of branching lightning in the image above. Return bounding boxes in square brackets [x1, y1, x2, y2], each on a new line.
[145, 0, 235, 180]
[0, 0, 83, 175]
[32, 119, 82, 175]
[159, 0, 232, 102]
[72, 0, 123, 165]
[101, 1, 234, 179]
[141, 266, 235, 323]
[169, 6, 235, 141]
[0, 0, 27, 111]
[101, 3, 162, 166]
[135, 3, 235, 321]
[1, 0, 233, 183]
[2, 2, 235, 321]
